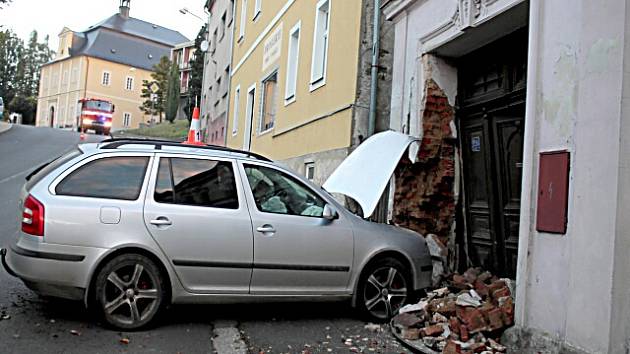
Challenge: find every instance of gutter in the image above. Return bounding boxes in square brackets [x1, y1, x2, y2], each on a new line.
[368, 0, 382, 137]
[223, 2, 238, 146]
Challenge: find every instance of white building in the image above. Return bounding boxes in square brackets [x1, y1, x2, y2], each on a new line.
[383, 0, 630, 352]
[201, 0, 235, 146]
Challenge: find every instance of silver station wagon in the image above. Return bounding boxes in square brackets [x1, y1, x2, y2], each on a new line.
[1, 137, 431, 329]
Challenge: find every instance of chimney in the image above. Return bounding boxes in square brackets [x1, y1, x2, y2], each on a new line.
[119, 0, 130, 18]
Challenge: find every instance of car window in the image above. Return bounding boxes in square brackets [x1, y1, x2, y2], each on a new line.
[244, 164, 325, 217]
[26, 148, 82, 191]
[154, 157, 238, 209]
[56, 156, 149, 200]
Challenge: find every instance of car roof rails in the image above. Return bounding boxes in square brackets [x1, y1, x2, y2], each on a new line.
[97, 137, 272, 162]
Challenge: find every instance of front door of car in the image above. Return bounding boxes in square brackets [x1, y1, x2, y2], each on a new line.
[239, 162, 354, 295]
[143, 155, 253, 294]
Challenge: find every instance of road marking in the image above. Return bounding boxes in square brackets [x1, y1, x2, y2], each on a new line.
[212, 321, 248, 354]
[0, 170, 29, 185]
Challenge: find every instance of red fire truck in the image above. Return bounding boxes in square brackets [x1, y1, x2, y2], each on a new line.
[77, 98, 115, 135]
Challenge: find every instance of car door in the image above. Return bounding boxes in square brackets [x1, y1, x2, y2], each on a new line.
[143, 154, 253, 294]
[238, 161, 354, 295]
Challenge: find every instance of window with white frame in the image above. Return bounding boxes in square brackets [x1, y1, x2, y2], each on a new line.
[123, 112, 131, 127]
[305, 162, 315, 181]
[101, 71, 111, 86]
[310, 0, 330, 87]
[260, 71, 277, 132]
[239, 0, 247, 41]
[232, 85, 240, 134]
[285, 22, 301, 102]
[125, 76, 134, 91]
[253, 0, 261, 19]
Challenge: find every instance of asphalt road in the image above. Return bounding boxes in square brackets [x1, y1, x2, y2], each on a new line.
[0, 125, 410, 354]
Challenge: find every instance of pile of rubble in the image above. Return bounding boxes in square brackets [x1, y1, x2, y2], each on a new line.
[391, 267, 514, 354]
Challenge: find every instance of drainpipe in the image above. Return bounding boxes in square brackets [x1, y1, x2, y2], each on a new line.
[367, 0, 381, 137]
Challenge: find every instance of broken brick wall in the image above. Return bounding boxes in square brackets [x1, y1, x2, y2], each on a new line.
[392, 77, 458, 252]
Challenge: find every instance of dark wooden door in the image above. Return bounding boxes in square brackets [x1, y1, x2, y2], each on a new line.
[458, 29, 527, 277]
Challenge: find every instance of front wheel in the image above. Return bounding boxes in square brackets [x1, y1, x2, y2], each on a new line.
[94, 254, 165, 330]
[357, 258, 410, 322]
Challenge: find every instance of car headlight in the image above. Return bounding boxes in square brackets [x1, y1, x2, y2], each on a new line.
[82, 118, 93, 124]
[104, 121, 112, 127]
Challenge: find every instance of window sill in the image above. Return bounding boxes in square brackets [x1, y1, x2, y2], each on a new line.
[284, 95, 296, 107]
[257, 127, 274, 137]
[309, 78, 326, 92]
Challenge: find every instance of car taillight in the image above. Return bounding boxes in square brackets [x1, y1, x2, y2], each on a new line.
[22, 195, 44, 236]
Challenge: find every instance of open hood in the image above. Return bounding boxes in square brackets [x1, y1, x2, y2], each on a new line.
[323, 131, 420, 218]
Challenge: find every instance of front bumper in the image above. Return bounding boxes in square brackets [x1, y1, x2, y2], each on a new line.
[2, 235, 109, 301]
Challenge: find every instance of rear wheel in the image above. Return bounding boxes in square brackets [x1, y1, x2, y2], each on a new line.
[94, 254, 165, 330]
[357, 257, 410, 321]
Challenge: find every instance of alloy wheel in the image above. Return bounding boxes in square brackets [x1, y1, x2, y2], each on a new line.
[362, 266, 408, 320]
[100, 262, 161, 328]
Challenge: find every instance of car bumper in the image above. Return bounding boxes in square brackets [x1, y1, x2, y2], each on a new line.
[2, 235, 108, 301]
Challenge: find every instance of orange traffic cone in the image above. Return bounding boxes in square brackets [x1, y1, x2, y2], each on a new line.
[184, 106, 204, 146]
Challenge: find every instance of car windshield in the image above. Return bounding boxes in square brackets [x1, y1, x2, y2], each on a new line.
[84, 100, 112, 111]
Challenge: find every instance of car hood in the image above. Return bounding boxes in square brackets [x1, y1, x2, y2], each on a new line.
[323, 131, 420, 218]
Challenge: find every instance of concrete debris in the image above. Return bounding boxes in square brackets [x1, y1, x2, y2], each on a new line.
[391, 267, 514, 354]
[426, 234, 448, 286]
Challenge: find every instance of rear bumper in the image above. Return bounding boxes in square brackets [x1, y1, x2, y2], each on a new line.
[2, 235, 108, 301]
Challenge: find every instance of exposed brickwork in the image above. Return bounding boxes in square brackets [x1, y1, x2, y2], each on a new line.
[393, 79, 457, 244]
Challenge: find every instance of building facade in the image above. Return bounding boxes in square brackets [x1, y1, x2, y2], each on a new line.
[201, 0, 236, 146]
[383, 0, 630, 352]
[171, 41, 196, 121]
[36, 0, 188, 131]
[225, 0, 393, 186]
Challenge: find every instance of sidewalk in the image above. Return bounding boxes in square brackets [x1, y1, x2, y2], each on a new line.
[0, 122, 12, 134]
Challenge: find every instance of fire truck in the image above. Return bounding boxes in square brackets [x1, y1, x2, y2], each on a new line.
[77, 98, 115, 135]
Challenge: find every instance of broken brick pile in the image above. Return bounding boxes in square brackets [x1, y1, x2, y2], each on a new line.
[391, 267, 514, 354]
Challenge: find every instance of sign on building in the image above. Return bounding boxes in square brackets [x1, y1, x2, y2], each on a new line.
[262, 24, 283, 71]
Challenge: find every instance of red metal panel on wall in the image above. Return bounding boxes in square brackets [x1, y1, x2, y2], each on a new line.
[536, 151, 570, 234]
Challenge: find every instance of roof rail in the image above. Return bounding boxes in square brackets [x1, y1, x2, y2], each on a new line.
[97, 137, 272, 162]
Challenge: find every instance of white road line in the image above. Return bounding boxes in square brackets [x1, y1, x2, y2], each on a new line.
[0, 170, 29, 185]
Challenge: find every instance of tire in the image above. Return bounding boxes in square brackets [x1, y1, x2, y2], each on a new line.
[357, 257, 411, 322]
[94, 254, 165, 330]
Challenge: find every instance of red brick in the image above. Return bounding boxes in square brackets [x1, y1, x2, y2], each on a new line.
[401, 327, 421, 340]
[487, 280, 507, 294]
[486, 308, 504, 331]
[474, 280, 489, 297]
[492, 286, 511, 300]
[443, 340, 461, 354]
[422, 324, 444, 337]
[460, 324, 469, 341]
[460, 309, 487, 334]
[449, 317, 461, 335]
[430, 298, 456, 315]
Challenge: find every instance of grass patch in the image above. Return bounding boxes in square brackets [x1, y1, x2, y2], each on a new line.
[119, 120, 190, 140]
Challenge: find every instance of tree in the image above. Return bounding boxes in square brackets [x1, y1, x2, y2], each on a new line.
[8, 95, 36, 124]
[0, 29, 23, 107]
[0, 0, 12, 10]
[164, 62, 180, 123]
[187, 24, 207, 120]
[139, 56, 171, 122]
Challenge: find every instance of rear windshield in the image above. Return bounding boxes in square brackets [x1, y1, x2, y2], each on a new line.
[25, 149, 82, 191]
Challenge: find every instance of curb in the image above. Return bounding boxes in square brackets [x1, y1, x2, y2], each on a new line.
[0, 122, 12, 135]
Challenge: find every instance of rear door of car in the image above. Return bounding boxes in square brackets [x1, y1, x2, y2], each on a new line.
[143, 154, 253, 294]
[238, 160, 354, 295]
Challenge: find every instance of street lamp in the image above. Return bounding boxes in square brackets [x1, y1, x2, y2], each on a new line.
[179, 7, 205, 22]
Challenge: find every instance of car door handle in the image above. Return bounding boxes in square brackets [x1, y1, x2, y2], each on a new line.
[150, 218, 172, 226]
[256, 225, 276, 234]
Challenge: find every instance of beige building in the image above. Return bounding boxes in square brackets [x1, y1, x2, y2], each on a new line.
[36, 0, 188, 131]
[226, 0, 393, 187]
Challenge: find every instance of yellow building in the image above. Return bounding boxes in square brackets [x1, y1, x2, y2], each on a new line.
[36, 1, 188, 131]
[226, 0, 393, 185]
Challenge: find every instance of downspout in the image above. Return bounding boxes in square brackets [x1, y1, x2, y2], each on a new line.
[367, 0, 381, 137]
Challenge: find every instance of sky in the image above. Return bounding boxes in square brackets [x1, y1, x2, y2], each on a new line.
[0, 0, 207, 49]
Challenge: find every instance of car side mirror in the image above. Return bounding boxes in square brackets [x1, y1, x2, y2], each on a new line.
[322, 204, 338, 220]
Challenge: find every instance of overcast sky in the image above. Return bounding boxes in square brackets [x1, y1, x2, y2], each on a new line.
[1, 0, 207, 49]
